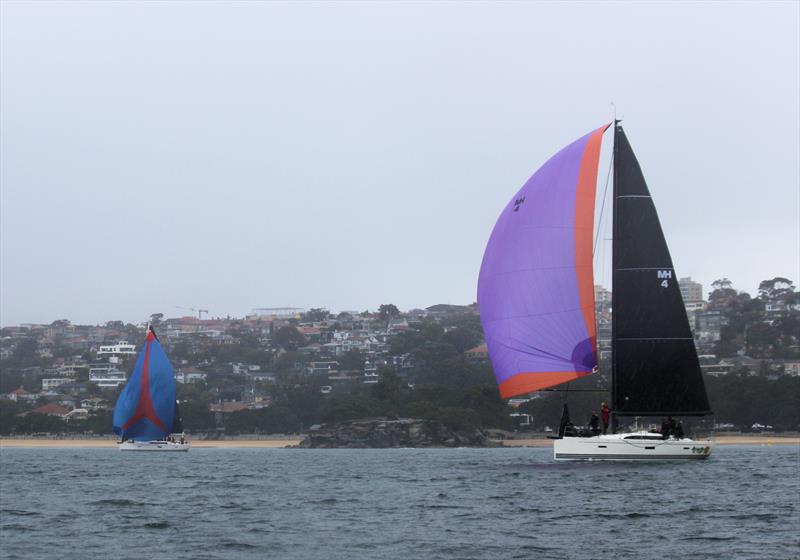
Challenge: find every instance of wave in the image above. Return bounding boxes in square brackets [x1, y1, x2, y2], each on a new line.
[92, 499, 150, 507]
[1, 509, 41, 517]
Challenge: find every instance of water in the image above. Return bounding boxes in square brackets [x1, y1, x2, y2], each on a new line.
[1, 446, 798, 559]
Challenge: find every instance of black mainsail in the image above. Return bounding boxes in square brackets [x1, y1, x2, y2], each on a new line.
[611, 123, 712, 417]
[172, 401, 184, 434]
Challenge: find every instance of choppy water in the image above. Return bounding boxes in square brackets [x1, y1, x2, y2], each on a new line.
[1, 445, 798, 559]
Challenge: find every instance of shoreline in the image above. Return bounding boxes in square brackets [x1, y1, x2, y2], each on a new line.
[0, 434, 796, 449]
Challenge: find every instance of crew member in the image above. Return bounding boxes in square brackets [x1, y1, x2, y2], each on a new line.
[600, 403, 611, 434]
[589, 411, 600, 435]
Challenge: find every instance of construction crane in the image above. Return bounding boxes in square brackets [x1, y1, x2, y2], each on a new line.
[174, 306, 210, 320]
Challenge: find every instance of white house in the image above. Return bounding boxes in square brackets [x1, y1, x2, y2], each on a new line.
[97, 341, 137, 358]
[174, 367, 207, 384]
[42, 378, 75, 391]
[89, 365, 127, 387]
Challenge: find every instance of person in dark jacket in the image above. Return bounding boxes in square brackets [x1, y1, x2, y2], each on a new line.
[600, 403, 611, 434]
[675, 421, 685, 439]
[589, 412, 600, 435]
[661, 418, 670, 439]
[667, 416, 676, 438]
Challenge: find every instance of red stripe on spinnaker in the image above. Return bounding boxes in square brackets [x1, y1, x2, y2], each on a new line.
[498, 371, 594, 399]
[121, 332, 167, 432]
[574, 123, 610, 362]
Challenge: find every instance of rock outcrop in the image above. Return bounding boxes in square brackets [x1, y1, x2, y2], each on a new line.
[299, 417, 493, 448]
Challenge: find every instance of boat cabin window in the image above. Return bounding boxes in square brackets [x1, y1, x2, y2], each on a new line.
[623, 435, 663, 440]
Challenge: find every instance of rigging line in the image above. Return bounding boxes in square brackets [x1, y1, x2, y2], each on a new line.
[593, 149, 614, 258]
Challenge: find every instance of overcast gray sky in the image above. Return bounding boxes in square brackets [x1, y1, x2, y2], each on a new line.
[1, 1, 798, 326]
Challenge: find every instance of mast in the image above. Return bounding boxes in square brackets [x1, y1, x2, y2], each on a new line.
[611, 121, 620, 417]
[610, 123, 711, 417]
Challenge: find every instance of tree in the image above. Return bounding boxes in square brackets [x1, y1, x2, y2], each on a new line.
[274, 350, 301, 372]
[708, 279, 741, 311]
[16, 413, 64, 434]
[0, 400, 21, 435]
[758, 277, 795, 302]
[224, 407, 301, 434]
[372, 370, 402, 403]
[179, 401, 217, 432]
[273, 326, 306, 350]
[80, 410, 114, 434]
[711, 278, 733, 291]
[442, 327, 481, 353]
[320, 394, 384, 423]
[287, 386, 322, 428]
[3, 338, 40, 369]
[378, 304, 400, 321]
[339, 349, 364, 371]
[303, 308, 330, 322]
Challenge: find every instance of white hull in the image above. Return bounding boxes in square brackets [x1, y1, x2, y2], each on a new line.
[553, 431, 712, 461]
[119, 440, 190, 452]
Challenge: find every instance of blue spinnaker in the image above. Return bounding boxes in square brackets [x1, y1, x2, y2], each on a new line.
[112, 328, 176, 441]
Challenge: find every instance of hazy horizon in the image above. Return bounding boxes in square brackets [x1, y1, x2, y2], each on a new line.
[2, 1, 798, 326]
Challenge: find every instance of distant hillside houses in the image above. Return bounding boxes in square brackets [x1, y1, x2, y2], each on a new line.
[174, 367, 207, 384]
[1, 281, 797, 434]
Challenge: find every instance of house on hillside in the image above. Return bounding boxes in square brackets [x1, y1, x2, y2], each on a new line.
[208, 402, 249, 414]
[5, 387, 39, 404]
[97, 341, 137, 359]
[22, 403, 70, 418]
[63, 408, 89, 422]
[174, 367, 207, 384]
[80, 398, 108, 411]
[42, 378, 75, 391]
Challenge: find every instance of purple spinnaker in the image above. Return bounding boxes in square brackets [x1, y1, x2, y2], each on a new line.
[478, 126, 607, 399]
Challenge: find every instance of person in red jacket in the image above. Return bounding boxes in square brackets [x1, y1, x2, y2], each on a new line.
[600, 403, 611, 434]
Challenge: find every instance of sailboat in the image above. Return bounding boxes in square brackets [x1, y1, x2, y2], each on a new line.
[478, 121, 713, 461]
[113, 326, 189, 452]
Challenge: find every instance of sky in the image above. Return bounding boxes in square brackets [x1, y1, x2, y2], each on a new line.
[1, 1, 798, 326]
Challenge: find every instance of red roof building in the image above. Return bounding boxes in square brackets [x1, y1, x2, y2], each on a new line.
[208, 402, 249, 414]
[26, 403, 70, 417]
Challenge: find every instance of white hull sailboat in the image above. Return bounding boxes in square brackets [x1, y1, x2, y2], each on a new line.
[119, 435, 190, 452]
[478, 121, 714, 461]
[553, 432, 712, 461]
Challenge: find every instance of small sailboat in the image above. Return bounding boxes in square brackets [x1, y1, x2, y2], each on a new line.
[113, 326, 189, 452]
[478, 121, 713, 461]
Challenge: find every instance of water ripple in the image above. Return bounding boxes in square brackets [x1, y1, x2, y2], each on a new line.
[0, 446, 797, 560]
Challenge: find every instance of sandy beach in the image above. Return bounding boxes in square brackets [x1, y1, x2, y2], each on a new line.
[0, 434, 796, 449]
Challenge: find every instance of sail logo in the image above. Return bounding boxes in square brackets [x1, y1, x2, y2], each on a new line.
[513, 197, 526, 212]
[657, 270, 671, 288]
